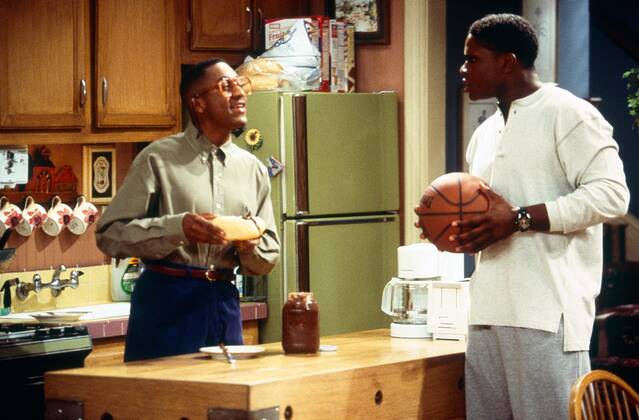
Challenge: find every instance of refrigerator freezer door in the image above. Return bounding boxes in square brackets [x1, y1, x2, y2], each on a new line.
[283, 92, 399, 217]
[281, 215, 398, 337]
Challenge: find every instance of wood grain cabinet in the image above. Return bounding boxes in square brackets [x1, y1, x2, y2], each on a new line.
[188, 0, 311, 52]
[0, 0, 179, 142]
[0, 0, 89, 130]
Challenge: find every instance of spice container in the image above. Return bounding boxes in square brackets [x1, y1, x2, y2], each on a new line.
[282, 292, 319, 354]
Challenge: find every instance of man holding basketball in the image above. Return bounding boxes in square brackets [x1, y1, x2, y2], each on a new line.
[454, 13, 629, 420]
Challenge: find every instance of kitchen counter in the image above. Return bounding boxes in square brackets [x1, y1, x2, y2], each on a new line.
[45, 329, 466, 420]
[1, 302, 267, 339]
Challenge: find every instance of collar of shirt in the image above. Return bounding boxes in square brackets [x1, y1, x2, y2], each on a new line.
[183, 122, 239, 167]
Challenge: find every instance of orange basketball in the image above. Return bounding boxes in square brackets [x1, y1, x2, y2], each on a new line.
[414, 172, 491, 253]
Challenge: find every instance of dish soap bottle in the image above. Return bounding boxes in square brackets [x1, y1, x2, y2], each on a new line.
[111, 257, 144, 302]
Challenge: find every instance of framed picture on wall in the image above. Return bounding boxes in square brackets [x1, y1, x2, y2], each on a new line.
[82, 145, 116, 205]
[459, 90, 498, 172]
[522, 0, 557, 82]
[327, 0, 390, 44]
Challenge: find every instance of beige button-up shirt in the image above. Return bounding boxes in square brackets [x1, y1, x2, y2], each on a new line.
[96, 122, 280, 276]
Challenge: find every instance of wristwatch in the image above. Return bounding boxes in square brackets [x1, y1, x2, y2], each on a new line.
[515, 207, 532, 232]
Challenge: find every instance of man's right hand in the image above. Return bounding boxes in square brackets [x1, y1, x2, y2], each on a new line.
[182, 213, 227, 245]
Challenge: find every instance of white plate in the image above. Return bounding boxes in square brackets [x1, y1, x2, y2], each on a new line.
[29, 311, 90, 323]
[199, 345, 265, 360]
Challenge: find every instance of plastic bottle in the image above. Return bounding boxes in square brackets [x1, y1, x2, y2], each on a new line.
[111, 257, 144, 302]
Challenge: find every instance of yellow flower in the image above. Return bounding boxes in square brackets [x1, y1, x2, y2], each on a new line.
[245, 129, 263, 149]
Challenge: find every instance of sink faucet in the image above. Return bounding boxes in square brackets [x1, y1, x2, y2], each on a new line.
[16, 265, 84, 300]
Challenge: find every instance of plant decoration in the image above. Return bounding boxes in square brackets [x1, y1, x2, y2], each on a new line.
[622, 67, 639, 129]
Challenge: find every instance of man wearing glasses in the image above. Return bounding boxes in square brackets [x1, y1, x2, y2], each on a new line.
[96, 58, 280, 362]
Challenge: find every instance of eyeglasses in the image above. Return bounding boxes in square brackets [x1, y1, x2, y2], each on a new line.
[192, 76, 252, 99]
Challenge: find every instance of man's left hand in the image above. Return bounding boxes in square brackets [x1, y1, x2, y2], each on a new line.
[450, 184, 517, 253]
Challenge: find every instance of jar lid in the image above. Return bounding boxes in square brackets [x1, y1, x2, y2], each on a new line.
[288, 291, 314, 300]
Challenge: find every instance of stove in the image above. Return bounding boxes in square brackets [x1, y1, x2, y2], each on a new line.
[0, 323, 92, 420]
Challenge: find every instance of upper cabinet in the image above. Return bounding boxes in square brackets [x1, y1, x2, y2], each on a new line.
[0, 0, 89, 130]
[187, 0, 311, 54]
[0, 0, 180, 144]
[95, 0, 177, 128]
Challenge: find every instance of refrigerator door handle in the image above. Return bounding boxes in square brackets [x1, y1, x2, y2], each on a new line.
[295, 222, 310, 292]
[292, 95, 309, 216]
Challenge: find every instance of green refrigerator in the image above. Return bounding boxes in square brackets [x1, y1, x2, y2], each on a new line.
[235, 91, 400, 343]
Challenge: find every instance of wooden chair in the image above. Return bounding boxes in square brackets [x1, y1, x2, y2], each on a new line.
[570, 369, 639, 420]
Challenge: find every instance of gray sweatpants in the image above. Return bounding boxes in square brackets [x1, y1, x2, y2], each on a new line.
[465, 321, 591, 420]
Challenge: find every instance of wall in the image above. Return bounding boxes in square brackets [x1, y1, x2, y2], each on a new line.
[444, 0, 520, 173]
[3, 143, 136, 272]
[557, 0, 589, 97]
[589, 1, 638, 218]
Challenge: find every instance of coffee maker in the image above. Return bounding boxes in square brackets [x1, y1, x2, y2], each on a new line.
[381, 243, 439, 338]
[381, 243, 466, 339]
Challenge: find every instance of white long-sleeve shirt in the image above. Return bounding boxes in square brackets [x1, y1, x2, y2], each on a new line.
[466, 84, 629, 351]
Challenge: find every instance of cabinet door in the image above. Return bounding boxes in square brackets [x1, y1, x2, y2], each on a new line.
[190, 0, 253, 51]
[253, 0, 311, 50]
[0, 0, 89, 129]
[95, 0, 177, 128]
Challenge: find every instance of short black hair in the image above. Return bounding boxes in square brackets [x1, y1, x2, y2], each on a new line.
[469, 13, 538, 69]
[179, 58, 226, 102]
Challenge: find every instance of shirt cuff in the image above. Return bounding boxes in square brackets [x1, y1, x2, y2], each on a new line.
[166, 212, 189, 246]
[545, 201, 563, 233]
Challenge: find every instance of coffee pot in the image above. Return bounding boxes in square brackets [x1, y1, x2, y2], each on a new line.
[381, 243, 441, 338]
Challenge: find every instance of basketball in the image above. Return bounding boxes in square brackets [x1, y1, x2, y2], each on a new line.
[414, 172, 491, 253]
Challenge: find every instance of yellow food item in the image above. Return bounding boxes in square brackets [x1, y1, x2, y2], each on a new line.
[210, 216, 266, 241]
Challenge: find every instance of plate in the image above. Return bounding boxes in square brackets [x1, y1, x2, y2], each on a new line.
[29, 311, 90, 323]
[199, 345, 265, 360]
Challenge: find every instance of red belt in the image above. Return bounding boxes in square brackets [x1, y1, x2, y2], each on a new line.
[146, 264, 234, 282]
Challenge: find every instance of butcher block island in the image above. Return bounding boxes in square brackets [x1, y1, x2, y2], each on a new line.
[45, 329, 466, 420]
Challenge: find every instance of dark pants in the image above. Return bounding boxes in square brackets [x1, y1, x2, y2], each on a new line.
[124, 266, 243, 362]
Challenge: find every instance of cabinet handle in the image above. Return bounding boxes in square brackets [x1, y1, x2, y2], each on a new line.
[256, 7, 263, 36]
[102, 77, 108, 106]
[246, 5, 252, 33]
[79, 79, 87, 107]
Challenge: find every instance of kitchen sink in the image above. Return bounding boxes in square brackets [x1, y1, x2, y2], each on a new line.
[0, 302, 131, 322]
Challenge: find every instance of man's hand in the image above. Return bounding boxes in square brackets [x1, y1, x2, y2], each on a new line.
[450, 184, 517, 253]
[233, 239, 259, 253]
[182, 213, 227, 245]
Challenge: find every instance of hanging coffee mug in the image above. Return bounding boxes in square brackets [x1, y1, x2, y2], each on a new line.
[15, 196, 48, 237]
[0, 197, 24, 237]
[42, 196, 73, 237]
[68, 195, 98, 235]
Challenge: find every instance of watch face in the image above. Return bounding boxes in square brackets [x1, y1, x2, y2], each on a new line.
[518, 209, 531, 231]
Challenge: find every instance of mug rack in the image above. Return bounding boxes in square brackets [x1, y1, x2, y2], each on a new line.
[0, 191, 79, 206]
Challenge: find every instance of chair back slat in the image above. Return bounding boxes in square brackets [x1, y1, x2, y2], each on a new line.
[613, 384, 624, 420]
[570, 370, 639, 420]
[602, 381, 614, 419]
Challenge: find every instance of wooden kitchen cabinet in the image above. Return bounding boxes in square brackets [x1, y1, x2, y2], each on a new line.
[0, 0, 180, 144]
[95, 0, 177, 128]
[187, 0, 311, 56]
[0, 0, 90, 130]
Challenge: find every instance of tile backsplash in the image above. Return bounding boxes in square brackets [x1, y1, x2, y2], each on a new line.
[2, 264, 112, 313]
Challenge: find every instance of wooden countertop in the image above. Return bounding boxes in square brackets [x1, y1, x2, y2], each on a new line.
[45, 329, 466, 419]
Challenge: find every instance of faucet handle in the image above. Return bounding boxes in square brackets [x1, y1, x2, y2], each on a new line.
[33, 273, 42, 292]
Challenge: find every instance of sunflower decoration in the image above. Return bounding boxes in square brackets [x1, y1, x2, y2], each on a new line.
[244, 128, 264, 151]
